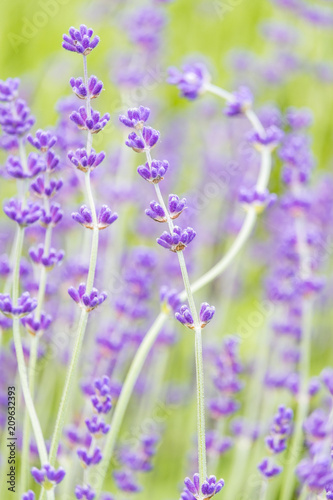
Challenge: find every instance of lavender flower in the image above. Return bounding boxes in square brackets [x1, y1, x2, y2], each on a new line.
[29, 245, 64, 269]
[265, 405, 293, 453]
[27, 129, 57, 151]
[113, 470, 141, 493]
[160, 286, 181, 312]
[77, 447, 102, 467]
[0, 292, 37, 318]
[176, 302, 215, 329]
[31, 464, 66, 489]
[239, 188, 277, 212]
[70, 76, 103, 100]
[6, 153, 45, 179]
[68, 283, 107, 312]
[249, 125, 284, 150]
[125, 126, 160, 152]
[119, 106, 150, 130]
[286, 107, 313, 130]
[45, 149, 60, 172]
[85, 416, 110, 437]
[157, 226, 196, 252]
[3, 199, 41, 226]
[168, 62, 211, 100]
[70, 107, 110, 134]
[72, 205, 118, 230]
[296, 457, 333, 493]
[184, 473, 224, 499]
[137, 159, 169, 183]
[68, 148, 105, 172]
[0, 77, 20, 101]
[62, 25, 100, 55]
[224, 86, 253, 116]
[40, 203, 63, 227]
[21, 312, 52, 336]
[75, 485, 96, 500]
[258, 458, 282, 478]
[321, 367, 333, 395]
[30, 176, 63, 198]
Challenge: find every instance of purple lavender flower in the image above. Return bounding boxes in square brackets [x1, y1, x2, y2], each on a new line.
[45, 149, 60, 172]
[75, 485, 96, 500]
[68, 148, 105, 172]
[160, 286, 181, 312]
[85, 416, 110, 437]
[3, 199, 41, 226]
[239, 187, 277, 212]
[70, 76, 103, 100]
[30, 176, 63, 198]
[40, 203, 63, 227]
[321, 367, 333, 395]
[265, 405, 293, 454]
[68, 283, 107, 312]
[21, 312, 52, 336]
[249, 125, 284, 150]
[286, 107, 313, 130]
[137, 159, 169, 183]
[168, 62, 211, 100]
[29, 245, 64, 269]
[70, 107, 110, 134]
[0, 78, 20, 102]
[157, 226, 196, 252]
[126, 7, 166, 51]
[22, 491, 35, 500]
[125, 126, 160, 152]
[224, 86, 253, 116]
[184, 473, 224, 499]
[90, 376, 113, 414]
[0, 292, 37, 318]
[77, 447, 102, 467]
[72, 205, 118, 230]
[62, 25, 100, 55]
[0, 99, 35, 136]
[119, 106, 150, 130]
[145, 201, 166, 222]
[31, 464, 66, 489]
[6, 153, 46, 179]
[296, 457, 333, 493]
[176, 302, 215, 329]
[27, 130, 57, 151]
[258, 458, 282, 478]
[113, 470, 141, 493]
[0, 134, 19, 151]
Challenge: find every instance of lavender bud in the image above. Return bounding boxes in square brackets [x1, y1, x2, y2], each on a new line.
[30, 464, 66, 490]
[119, 106, 150, 130]
[168, 62, 211, 100]
[62, 25, 100, 55]
[27, 129, 57, 151]
[157, 226, 196, 252]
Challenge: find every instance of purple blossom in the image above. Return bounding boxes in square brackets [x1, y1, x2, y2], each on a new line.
[126, 7, 166, 51]
[31, 464, 66, 489]
[168, 62, 211, 100]
[160, 286, 181, 312]
[68, 283, 107, 312]
[27, 129, 57, 151]
[249, 125, 284, 150]
[157, 226, 196, 252]
[239, 187, 277, 212]
[125, 126, 160, 152]
[0, 292, 37, 318]
[137, 159, 169, 183]
[68, 148, 105, 172]
[296, 457, 333, 493]
[0, 134, 19, 151]
[119, 106, 150, 130]
[0, 78, 20, 102]
[224, 86, 253, 116]
[72, 205, 118, 230]
[75, 485, 96, 500]
[0, 99, 35, 136]
[209, 397, 240, 417]
[265, 405, 293, 454]
[45, 149, 60, 172]
[70, 107, 110, 134]
[90, 375, 113, 414]
[70, 76, 103, 100]
[6, 153, 45, 179]
[22, 491, 35, 500]
[3, 199, 41, 226]
[21, 312, 52, 336]
[40, 203, 63, 227]
[145, 201, 166, 222]
[30, 176, 63, 198]
[175, 302, 215, 329]
[286, 107, 313, 130]
[77, 447, 102, 467]
[258, 458, 282, 478]
[113, 470, 141, 493]
[29, 245, 64, 269]
[321, 367, 333, 395]
[62, 25, 100, 55]
[184, 473, 224, 499]
[85, 416, 110, 437]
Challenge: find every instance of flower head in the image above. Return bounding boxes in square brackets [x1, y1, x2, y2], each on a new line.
[0, 99, 35, 136]
[184, 473, 224, 499]
[31, 464, 66, 490]
[160, 286, 181, 313]
[70, 107, 110, 134]
[72, 205, 118, 230]
[62, 25, 99, 55]
[70, 76, 103, 100]
[119, 106, 150, 130]
[249, 125, 284, 151]
[90, 375, 113, 414]
[77, 447, 102, 468]
[157, 226, 196, 252]
[0, 292, 37, 318]
[137, 159, 169, 183]
[27, 130, 57, 152]
[6, 153, 46, 179]
[168, 62, 211, 100]
[258, 458, 282, 478]
[29, 245, 64, 270]
[0, 78, 20, 102]
[176, 302, 215, 329]
[3, 199, 41, 226]
[40, 203, 63, 227]
[125, 126, 159, 152]
[85, 416, 110, 437]
[239, 188, 277, 213]
[68, 283, 107, 312]
[113, 470, 141, 493]
[21, 312, 52, 336]
[75, 485, 96, 500]
[224, 86, 253, 116]
[68, 148, 105, 172]
[30, 177, 63, 198]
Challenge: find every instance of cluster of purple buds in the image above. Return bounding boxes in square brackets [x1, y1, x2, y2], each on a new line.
[224, 86, 253, 116]
[68, 283, 107, 312]
[45, 149, 60, 172]
[146, 195, 186, 222]
[29, 245, 64, 269]
[258, 458, 282, 479]
[265, 405, 293, 453]
[160, 286, 181, 313]
[119, 433, 159, 473]
[62, 25, 99, 55]
[125, 126, 160, 152]
[6, 153, 45, 179]
[77, 447, 102, 468]
[119, 106, 150, 130]
[157, 226, 196, 252]
[182, 473, 224, 500]
[286, 107, 313, 130]
[296, 457, 333, 494]
[75, 485, 96, 500]
[30, 464, 66, 490]
[70, 107, 110, 134]
[239, 187, 277, 213]
[168, 62, 211, 100]
[68, 148, 105, 172]
[70, 75, 103, 100]
[22, 491, 35, 500]
[85, 415, 110, 437]
[249, 125, 284, 151]
[3, 199, 41, 226]
[0, 98, 35, 136]
[27, 129, 57, 151]
[72, 205, 118, 230]
[137, 159, 169, 184]
[0, 292, 37, 318]
[21, 312, 52, 337]
[0, 77, 20, 102]
[30, 176, 63, 198]
[40, 203, 63, 227]
[90, 375, 113, 414]
[114, 470, 141, 493]
[176, 302, 215, 330]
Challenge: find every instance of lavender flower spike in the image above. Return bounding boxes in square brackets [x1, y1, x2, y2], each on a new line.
[119, 106, 150, 130]
[184, 473, 224, 499]
[0, 292, 37, 318]
[157, 226, 196, 252]
[70, 76, 103, 100]
[137, 159, 169, 183]
[68, 283, 107, 312]
[62, 25, 99, 55]
[125, 126, 160, 152]
[75, 485, 96, 500]
[70, 107, 110, 134]
[31, 464, 66, 490]
[77, 447, 102, 467]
